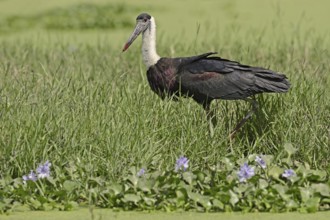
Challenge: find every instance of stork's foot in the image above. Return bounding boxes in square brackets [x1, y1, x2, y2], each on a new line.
[229, 98, 259, 139]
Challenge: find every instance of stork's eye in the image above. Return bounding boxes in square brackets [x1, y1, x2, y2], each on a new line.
[144, 19, 148, 22]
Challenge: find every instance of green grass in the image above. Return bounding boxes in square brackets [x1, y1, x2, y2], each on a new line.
[0, 23, 329, 177]
[0, 3, 142, 32]
[0, 0, 329, 214]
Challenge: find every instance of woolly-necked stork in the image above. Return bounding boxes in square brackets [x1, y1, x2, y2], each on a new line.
[122, 13, 290, 138]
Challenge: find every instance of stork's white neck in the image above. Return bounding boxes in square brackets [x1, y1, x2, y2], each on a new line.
[142, 17, 160, 69]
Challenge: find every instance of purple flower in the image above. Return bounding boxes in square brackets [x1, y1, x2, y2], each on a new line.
[255, 156, 266, 169]
[36, 161, 51, 179]
[137, 168, 146, 177]
[282, 169, 295, 178]
[237, 163, 255, 182]
[22, 170, 37, 182]
[175, 156, 189, 172]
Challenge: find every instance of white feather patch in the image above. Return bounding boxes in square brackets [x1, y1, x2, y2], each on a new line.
[142, 17, 160, 69]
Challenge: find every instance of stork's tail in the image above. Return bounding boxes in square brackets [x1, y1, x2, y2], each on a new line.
[254, 71, 291, 93]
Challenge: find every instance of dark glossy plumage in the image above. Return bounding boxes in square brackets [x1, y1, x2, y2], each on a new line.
[147, 52, 290, 109]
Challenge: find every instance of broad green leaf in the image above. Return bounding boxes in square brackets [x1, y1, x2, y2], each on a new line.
[272, 184, 290, 201]
[248, 154, 257, 162]
[311, 183, 330, 197]
[309, 170, 327, 181]
[63, 180, 78, 191]
[63, 201, 78, 211]
[304, 197, 320, 213]
[212, 199, 224, 210]
[259, 179, 268, 189]
[323, 198, 330, 203]
[283, 143, 297, 156]
[200, 196, 212, 209]
[109, 183, 123, 195]
[3, 198, 13, 205]
[12, 203, 30, 212]
[286, 199, 298, 209]
[297, 165, 309, 178]
[176, 188, 187, 200]
[88, 177, 104, 185]
[299, 187, 312, 202]
[187, 192, 211, 209]
[143, 196, 156, 206]
[229, 190, 239, 206]
[42, 202, 54, 211]
[263, 155, 274, 166]
[187, 191, 200, 201]
[268, 166, 284, 181]
[46, 177, 57, 186]
[235, 184, 249, 194]
[127, 175, 138, 187]
[122, 194, 141, 203]
[182, 172, 194, 185]
[29, 198, 42, 209]
[137, 179, 153, 193]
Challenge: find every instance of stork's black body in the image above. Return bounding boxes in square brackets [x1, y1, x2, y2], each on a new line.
[123, 13, 290, 137]
[147, 52, 289, 110]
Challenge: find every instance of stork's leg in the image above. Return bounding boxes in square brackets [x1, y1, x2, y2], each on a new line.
[229, 98, 259, 139]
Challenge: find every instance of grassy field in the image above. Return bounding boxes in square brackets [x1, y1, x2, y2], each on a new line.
[0, 0, 329, 214]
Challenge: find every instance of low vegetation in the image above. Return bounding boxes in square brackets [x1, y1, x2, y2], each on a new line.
[1, 145, 330, 213]
[0, 3, 140, 32]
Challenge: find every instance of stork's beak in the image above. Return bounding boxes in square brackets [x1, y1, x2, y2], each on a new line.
[122, 22, 145, 52]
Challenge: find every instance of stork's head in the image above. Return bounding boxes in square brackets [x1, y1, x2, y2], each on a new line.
[122, 13, 151, 52]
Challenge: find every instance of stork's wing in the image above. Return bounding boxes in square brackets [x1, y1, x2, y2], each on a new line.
[177, 53, 290, 100]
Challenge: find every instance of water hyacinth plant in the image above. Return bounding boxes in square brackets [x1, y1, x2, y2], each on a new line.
[22, 170, 37, 183]
[137, 168, 146, 177]
[237, 163, 255, 182]
[175, 156, 189, 172]
[255, 155, 266, 169]
[36, 161, 52, 179]
[1, 146, 329, 213]
[282, 169, 296, 178]
[22, 161, 51, 182]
